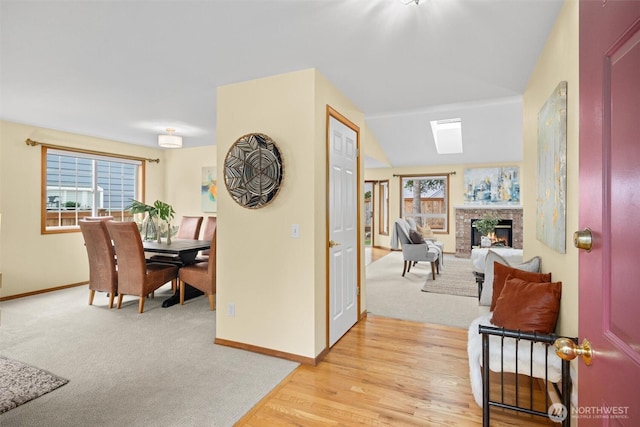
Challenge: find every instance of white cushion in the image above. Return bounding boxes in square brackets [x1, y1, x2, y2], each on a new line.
[479, 250, 541, 307]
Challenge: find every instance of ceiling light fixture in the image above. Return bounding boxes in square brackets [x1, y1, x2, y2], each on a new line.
[158, 128, 182, 148]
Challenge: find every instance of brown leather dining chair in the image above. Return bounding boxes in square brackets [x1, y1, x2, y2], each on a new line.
[149, 215, 204, 265]
[106, 221, 178, 313]
[175, 216, 204, 239]
[179, 228, 216, 310]
[79, 219, 118, 309]
[195, 216, 216, 262]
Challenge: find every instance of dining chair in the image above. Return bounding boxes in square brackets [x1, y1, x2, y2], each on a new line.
[175, 216, 204, 239]
[149, 215, 204, 265]
[106, 221, 178, 313]
[179, 228, 216, 310]
[195, 216, 216, 262]
[79, 219, 118, 308]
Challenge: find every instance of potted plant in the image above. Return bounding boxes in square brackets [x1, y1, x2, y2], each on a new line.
[127, 199, 175, 242]
[475, 213, 500, 247]
[152, 200, 175, 243]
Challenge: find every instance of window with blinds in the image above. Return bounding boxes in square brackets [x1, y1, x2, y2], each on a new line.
[43, 147, 141, 232]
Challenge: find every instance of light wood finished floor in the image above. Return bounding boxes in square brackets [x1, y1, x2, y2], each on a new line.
[236, 316, 555, 426]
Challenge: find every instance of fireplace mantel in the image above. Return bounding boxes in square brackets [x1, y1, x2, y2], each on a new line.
[455, 206, 523, 258]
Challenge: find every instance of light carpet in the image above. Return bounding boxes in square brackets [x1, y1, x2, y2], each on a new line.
[0, 356, 69, 414]
[365, 251, 490, 329]
[0, 285, 298, 427]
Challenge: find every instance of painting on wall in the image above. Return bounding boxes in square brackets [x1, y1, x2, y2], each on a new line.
[536, 81, 567, 254]
[201, 167, 217, 213]
[463, 167, 521, 205]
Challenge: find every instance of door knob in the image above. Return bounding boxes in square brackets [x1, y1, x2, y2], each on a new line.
[554, 337, 593, 366]
[573, 228, 593, 252]
[329, 240, 341, 248]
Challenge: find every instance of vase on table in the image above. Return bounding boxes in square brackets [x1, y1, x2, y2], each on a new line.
[156, 217, 162, 243]
[142, 214, 157, 241]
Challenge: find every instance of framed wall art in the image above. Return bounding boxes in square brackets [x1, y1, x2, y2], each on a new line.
[536, 81, 567, 253]
[463, 167, 520, 205]
[201, 167, 217, 213]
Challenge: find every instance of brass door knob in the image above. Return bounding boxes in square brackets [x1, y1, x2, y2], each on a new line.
[573, 228, 593, 252]
[554, 337, 593, 366]
[329, 240, 341, 248]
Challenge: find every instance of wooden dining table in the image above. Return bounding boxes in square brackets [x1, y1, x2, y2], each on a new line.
[142, 239, 210, 265]
[142, 239, 211, 307]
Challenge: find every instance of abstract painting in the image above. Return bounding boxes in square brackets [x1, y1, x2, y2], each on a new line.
[536, 81, 567, 253]
[463, 167, 520, 205]
[201, 167, 217, 213]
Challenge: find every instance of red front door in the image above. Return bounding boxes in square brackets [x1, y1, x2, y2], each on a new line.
[579, 1, 640, 425]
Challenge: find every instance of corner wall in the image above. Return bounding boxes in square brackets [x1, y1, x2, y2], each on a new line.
[215, 69, 365, 360]
[522, 0, 579, 337]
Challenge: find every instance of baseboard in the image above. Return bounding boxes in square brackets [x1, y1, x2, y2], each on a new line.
[0, 281, 87, 301]
[214, 337, 324, 366]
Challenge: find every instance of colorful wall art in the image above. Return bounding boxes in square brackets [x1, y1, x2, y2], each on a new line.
[536, 81, 567, 253]
[201, 167, 217, 213]
[463, 167, 521, 205]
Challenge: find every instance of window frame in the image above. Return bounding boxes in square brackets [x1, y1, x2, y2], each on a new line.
[398, 174, 450, 234]
[378, 180, 389, 236]
[41, 145, 146, 234]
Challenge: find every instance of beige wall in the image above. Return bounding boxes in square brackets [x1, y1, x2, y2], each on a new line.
[522, 0, 578, 338]
[0, 121, 168, 297]
[164, 145, 217, 218]
[215, 69, 365, 359]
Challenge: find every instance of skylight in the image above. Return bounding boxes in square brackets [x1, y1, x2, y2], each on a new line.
[430, 118, 463, 154]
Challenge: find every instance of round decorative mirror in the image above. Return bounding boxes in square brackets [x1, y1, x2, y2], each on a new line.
[224, 133, 283, 209]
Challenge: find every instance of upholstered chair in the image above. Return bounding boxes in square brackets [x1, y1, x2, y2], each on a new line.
[393, 219, 440, 280]
[179, 228, 216, 310]
[174, 216, 203, 239]
[106, 221, 178, 313]
[195, 216, 217, 262]
[79, 220, 118, 308]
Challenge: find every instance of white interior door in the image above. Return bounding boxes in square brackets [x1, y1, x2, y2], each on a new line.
[328, 110, 359, 347]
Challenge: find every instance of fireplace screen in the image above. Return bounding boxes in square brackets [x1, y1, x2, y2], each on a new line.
[471, 219, 513, 248]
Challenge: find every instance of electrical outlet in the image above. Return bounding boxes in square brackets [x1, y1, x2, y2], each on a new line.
[291, 223, 300, 238]
[227, 303, 235, 317]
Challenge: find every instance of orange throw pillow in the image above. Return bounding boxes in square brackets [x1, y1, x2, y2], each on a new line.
[491, 276, 562, 334]
[491, 262, 552, 311]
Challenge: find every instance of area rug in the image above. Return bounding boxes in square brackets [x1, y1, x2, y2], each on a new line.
[0, 356, 69, 414]
[420, 255, 478, 298]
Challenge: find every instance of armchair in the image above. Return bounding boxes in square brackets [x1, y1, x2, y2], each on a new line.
[405, 217, 444, 266]
[392, 218, 440, 280]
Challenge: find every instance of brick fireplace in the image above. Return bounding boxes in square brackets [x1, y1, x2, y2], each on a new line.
[455, 206, 523, 257]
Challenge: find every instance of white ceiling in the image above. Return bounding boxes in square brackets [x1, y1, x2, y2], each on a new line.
[0, 0, 564, 168]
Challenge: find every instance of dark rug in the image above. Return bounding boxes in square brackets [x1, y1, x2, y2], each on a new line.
[0, 356, 69, 414]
